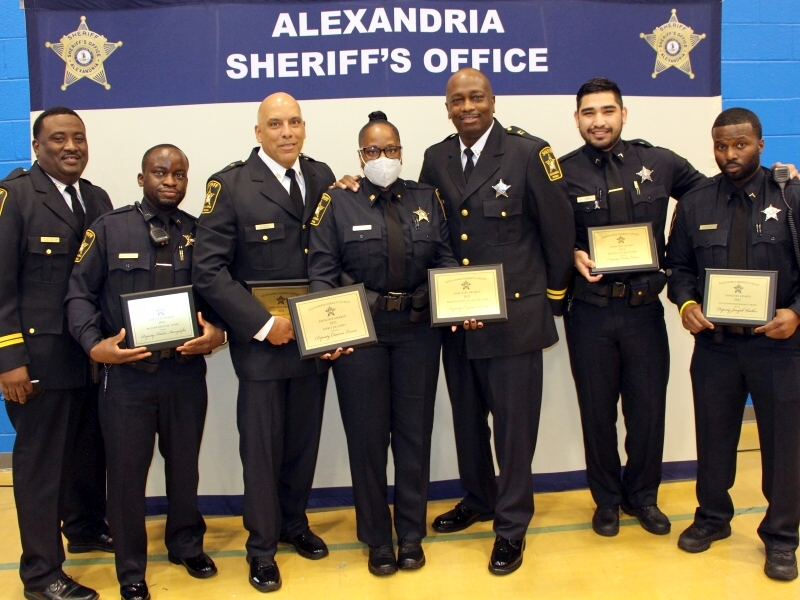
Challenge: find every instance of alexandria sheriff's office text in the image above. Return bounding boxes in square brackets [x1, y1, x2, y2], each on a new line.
[224, 7, 548, 79]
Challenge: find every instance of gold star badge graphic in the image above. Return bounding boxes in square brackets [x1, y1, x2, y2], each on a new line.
[640, 9, 705, 79]
[46, 16, 122, 91]
[413, 208, 430, 223]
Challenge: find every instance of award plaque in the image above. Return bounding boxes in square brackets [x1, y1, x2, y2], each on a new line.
[703, 269, 778, 326]
[587, 223, 659, 274]
[247, 279, 310, 319]
[120, 285, 200, 351]
[428, 264, 508, 326]
[287, 283, 377, 359]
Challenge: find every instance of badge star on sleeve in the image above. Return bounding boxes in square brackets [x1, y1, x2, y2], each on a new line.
[492, 179, 511, 197]
[413, 208, 430, 223]
[762, 204, 782, 221]
[636, 167, 654, 183]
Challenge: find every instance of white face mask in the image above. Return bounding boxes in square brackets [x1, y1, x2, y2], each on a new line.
[362, 156, 402, 188]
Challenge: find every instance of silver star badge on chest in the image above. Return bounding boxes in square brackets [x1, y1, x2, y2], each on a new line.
[762, 204, 782, 221]
[636, 167, 654, 183]
[492, 179, 511, 197]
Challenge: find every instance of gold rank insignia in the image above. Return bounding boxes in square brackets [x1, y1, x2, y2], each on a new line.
[203, 181, 222, 215]
[539, 146, 563, 181]
[640, 9, 706, 79]
[0, 188, 7, 217]
[435, 189, 447, 220]
[45, 16, 122, 91]
[310, 193, 332, 226]
[413, 207, 430, 223]
[75, 229, 96, 263]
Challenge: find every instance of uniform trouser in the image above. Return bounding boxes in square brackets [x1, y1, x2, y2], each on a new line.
[60, 382, 108, 544]
[442, 339, 543, 540]
[331, 310, 441, 548]
[564, 297, 670, 509]
[690, 332, 800, 552]
[237, 372, 327, 558]
[99, 359, 208, 586]
[6, 385, 107, 590]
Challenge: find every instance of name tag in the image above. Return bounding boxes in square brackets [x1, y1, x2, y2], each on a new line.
[699, 224, 718, 231]
[577, 195, 595, 203]
[40, 236, 60, 243]
[353, 225, 372, 231]
[255, 223, 275, 230]
[119, 253, 139, 259]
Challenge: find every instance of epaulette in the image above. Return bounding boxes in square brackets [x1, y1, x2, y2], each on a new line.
[629, 139, 654, 148]
[2, 167, 30, 181]
[299, 153, 317, 162]
[79, 177, 94, 186]
[104, 204, 137, 219]
[219, 160, 246, 173]
[558, 147, 582, 163]
[505, 126, 540, 142]
[402, 180, 434, 191]
[442, 132, 458, 142]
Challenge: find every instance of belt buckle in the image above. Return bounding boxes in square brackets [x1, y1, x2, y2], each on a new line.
[612, 282, 626, 298]
[159, 348, 172, 360]
[386, 292, 403, 311]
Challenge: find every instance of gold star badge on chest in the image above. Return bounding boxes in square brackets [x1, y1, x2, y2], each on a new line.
[636, 167, 654, 183]
[762, 204, 782, 221]
[182, 233, 195, 247]
[492, 179, 511, 197]
[413, 208, 430, 223]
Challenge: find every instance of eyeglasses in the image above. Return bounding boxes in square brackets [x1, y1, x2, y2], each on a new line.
[360, 145, 402, 160]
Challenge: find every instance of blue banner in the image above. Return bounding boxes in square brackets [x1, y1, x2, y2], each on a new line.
[25, 0, 720, 111]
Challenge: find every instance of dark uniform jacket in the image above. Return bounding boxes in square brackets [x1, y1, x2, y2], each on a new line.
[665, 167, 800, 318]
[419, 119, 574, 359]
[65, 199, 205, 358]
[308, 178, 457, 302]
[192, 148, 335, 381]
[560, 138, 706, 263]
[0, 162, 112, 388]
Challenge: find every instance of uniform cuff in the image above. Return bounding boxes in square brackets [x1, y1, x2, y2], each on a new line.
[546, 287, 567, 301]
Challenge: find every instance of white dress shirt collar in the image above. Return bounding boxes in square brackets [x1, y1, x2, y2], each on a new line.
[45, 172, 84, 211]
[459, 120, 495, 168]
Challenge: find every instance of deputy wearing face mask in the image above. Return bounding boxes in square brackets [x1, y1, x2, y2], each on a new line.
[307, 111, 457, 576]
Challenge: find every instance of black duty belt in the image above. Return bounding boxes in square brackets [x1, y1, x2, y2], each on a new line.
[125, 348, 187, 373]
[376, 292, 413, 311]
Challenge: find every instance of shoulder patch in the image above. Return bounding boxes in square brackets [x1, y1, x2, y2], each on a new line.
[75, 229, 96, 263]
[629, 139, 654, 148]
[0, 188, 6, 217]
[435, 188, 447, 220]
[539, 146, 563, 181]
[203, 180, 222, 215]
[310, 192, 332, 227]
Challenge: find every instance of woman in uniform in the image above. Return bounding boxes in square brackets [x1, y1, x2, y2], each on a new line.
[308, 111, 456, 575]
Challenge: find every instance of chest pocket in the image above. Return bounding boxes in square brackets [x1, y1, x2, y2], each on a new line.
[244, 223, 287, 271]
[755, 220, 790, 245]
[411, 226, 440, 268]
[483, 196, 523, 245]
[108, 254, 151, 295]
[632, 183, 668, 220]
[692, 229, 728, 250]
[26, 236, 71, 284]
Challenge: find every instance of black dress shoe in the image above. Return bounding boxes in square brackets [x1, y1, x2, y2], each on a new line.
[24, 575, 98, 600]
[677, 522, 732, 553]
[432, 501, 494, 533]
[489, 536, 525, 575]
[279, 529, 329, 560]
[397, 539, 426, 570]
[621, 504, 671, 535]
[249, 555, 282, 592]
[66, 532, 114, 554]
[765, 549, 798, 581]
[168, 552, 218, 578]
[120, 581, 150, 600]
[368, 544, 398, 576]
[592, 507, 619, 537]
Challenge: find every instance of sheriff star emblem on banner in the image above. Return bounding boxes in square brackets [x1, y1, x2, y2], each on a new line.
[640, 9, 705, 79]
[45, 16, 122, 90]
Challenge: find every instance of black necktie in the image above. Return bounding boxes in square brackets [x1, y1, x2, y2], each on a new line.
[603, 153, 629, 225]
[463, 148, 475, 183]
[153, 215, 175, 290]
[729, 189, 749, 270]
[286, 168, 304, 216]
[381, 191, 406, 292]
[65, 184, 85, 232]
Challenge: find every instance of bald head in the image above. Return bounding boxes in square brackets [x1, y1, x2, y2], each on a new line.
[445, 68, 496, 147]
[255, 92, 306, 169]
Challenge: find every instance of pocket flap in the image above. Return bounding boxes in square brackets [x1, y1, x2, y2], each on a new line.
[692, 229, 728, 248]
[344, 227, 382, 243]
[483, 197, 523, 218]
[28, 235, 69, 255]
[504, 271, 545, 300]
[245, 223, 286, 243]
[632, 183, 668, 205]
[411, 228, 440, 242]
[108, 255, 151, 271]
[20, 308, 63, 335]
